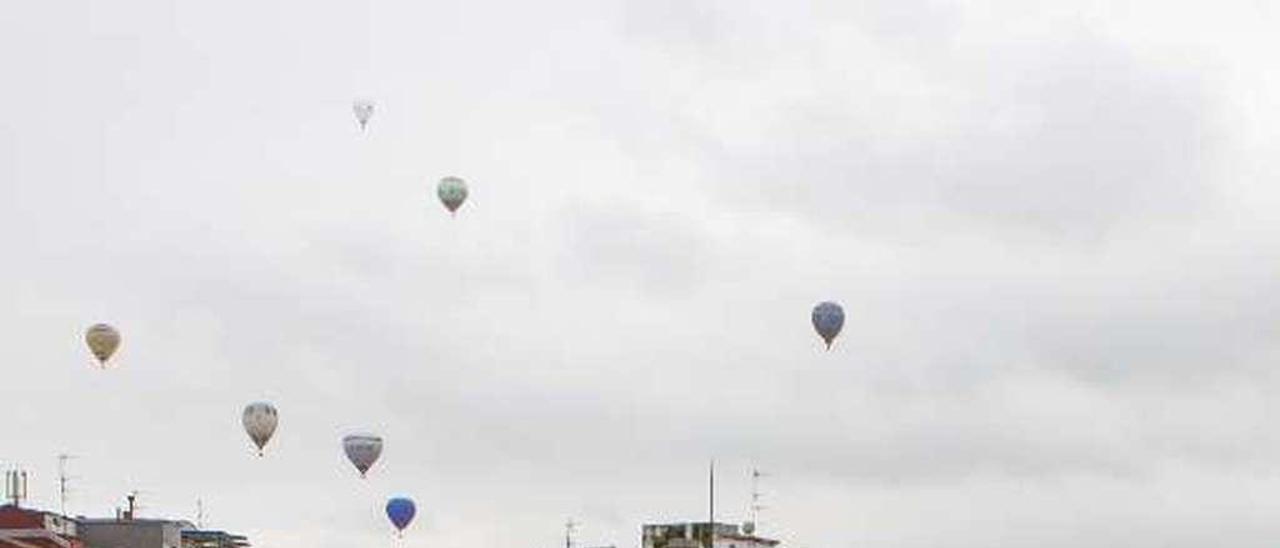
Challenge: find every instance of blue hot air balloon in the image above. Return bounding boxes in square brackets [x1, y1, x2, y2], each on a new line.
[386, 497, 416, 535]
[811, 301, 845, 350]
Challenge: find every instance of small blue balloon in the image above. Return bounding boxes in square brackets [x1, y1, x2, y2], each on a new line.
[386, 497, 416, 533]
[812, 301, 845, 350]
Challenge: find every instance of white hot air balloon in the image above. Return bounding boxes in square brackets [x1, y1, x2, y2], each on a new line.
[242, 402, 279, 456]
[85, 323, 121, 367]
[343, 434, 383, 478]
[353, 100, 375, 131]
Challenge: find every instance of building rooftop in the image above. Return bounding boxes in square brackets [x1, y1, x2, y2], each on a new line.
[181, 530, 250, 548]
[76, 519, 195, 527]
[0, 504, 82, 548]
[642, 521, 781, 548]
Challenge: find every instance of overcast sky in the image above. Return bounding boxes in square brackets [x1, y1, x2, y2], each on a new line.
[5, 1, 1280, 547]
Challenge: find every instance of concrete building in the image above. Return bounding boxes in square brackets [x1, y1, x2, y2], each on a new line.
[179, 530, 249, 548]
[72, 517, 252, 548]
[2, 472, 249, 548]
[1, 500, 249, 548]
[76, 518, 192, 548]
[73, 493, 193, 548]
[642, 522, 780, 548]
[0, 505, 83, 548]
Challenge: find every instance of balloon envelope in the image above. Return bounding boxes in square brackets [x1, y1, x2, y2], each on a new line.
[342, 434, 383, 477]
[437, 176, 468, 214]
[386, 497, 416, 532]
[353, 100, 374, 130]
[242, 402, 279, 455]
[811, 301, 845, 349]
[85, 323, 121, 365]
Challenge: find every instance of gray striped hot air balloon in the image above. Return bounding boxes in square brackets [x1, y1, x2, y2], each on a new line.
[343, 433, 383, 478]
[242, 402, 279, 456]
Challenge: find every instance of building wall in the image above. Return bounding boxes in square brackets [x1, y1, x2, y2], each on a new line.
[644, 522, 740, 548]
[714, 536, 776, 548]
[78, 522, 185, 548]
[0, 505, 82, 548]
[43, 515, 78, 537]
[0, 506, 43, 529]
[643, 523, 779, 548]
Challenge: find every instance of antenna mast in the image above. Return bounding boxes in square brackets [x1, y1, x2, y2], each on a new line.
[707, 460, 715, 548]
[57, 454, 77, 516]
[748, 469, 767, 532]
[4, 468, 28, 506]
[565, 519, 577, 548]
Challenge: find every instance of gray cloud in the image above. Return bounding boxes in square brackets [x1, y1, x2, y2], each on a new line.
[5, 1, 1280, 547]
[558, 201, 714, 297]
[605, 28, 1216, 242]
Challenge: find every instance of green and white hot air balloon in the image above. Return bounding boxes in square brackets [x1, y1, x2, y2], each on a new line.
[437, 176, 468, 216]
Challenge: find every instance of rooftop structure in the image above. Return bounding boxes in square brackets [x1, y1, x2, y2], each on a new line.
[642, 522, 780, 548]
[180, 530, 250, 548]
[0, 468, 251, 548]
[75, 518, 192, 548]
[0, 505, 83, 548]
[1, 492, 249, 548]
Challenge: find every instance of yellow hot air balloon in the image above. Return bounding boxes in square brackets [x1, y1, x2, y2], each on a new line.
[85, 323, 120, 367]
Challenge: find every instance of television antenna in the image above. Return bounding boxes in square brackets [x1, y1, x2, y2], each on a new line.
[57, 454, 79, 516]
[565, 518, 578, 548]
[747, 469, 768, 533]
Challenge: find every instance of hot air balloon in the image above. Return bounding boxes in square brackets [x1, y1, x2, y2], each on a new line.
[353, 100, 375, 131]
[385, 497, 416, 536]
[85, 323, 121, 367]
[242, 402, 279, 456]
[342, 434, 383, 478]
[811, 301, 845, 350]
[437, 176, 468, 215]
